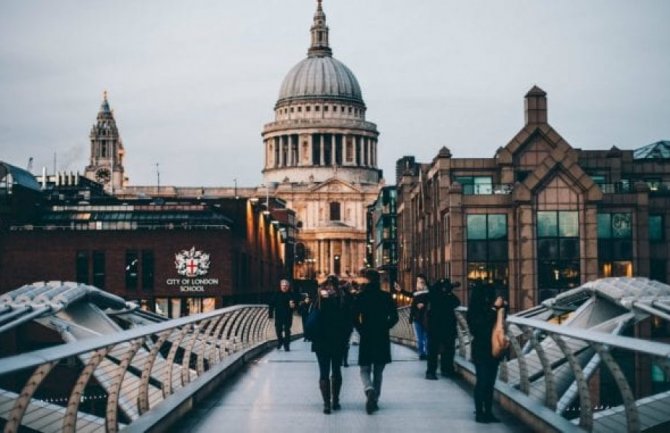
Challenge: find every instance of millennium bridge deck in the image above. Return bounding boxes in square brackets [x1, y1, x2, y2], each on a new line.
[170, 340, 528, 433]
[3, 278, 670, 433]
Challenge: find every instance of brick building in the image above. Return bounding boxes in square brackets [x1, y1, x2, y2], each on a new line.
[0, 167, 292, 317]
[397, 86, 670, 312]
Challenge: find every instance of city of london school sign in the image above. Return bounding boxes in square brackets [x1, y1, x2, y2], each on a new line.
[167, 247, 219, 293]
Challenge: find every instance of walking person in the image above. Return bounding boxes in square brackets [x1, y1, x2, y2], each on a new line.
[298, 293, 313, 341]
[425, 278, 461, 380]
[354, 269, 399, 414]
[408, 274, 430, 360]
[466, 284, 505, 423]
[268, 279, 298, 351]
[305, 275, 352, 414]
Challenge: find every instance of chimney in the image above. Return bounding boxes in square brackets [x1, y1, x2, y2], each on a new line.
[524, 85, 547, 125]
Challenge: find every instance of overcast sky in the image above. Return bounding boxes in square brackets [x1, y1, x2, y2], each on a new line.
[1, 0, 669, 187]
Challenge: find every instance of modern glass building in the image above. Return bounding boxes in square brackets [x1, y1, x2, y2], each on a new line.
[366, 186, 398, 291]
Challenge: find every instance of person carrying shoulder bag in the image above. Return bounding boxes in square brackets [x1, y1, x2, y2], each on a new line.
[466, 284, 505, 424]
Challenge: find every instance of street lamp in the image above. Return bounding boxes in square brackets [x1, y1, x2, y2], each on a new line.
[260, 182, 278, 216]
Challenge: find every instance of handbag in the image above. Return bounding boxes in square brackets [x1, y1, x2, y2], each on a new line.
[491, 308, 509, 359]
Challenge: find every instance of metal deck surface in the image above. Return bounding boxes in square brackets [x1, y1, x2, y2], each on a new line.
[171, 340, 531, 433]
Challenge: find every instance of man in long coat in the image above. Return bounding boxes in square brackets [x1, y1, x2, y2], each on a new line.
[268, 279, 298, 351]
[354, 269, 399, 414]
[424, 278, 461, 380]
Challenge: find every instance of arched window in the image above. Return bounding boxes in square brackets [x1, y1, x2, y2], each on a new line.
[330, 202, 341, 221]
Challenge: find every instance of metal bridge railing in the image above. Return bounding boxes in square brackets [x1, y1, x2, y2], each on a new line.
[391, 305, 670, 433]
[0, 305, 273, 433]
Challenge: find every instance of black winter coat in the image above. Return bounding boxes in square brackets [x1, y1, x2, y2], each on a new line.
[310, 297, 352, 357]
[408, 290, 429, 325]
[426, 289, 461, 339]
[466, 305, 498, 363]
[269, 291, 298, 324]
[354, 288, 399, 365]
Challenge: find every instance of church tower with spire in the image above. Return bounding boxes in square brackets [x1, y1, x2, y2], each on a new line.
[84, 92, 126, 192]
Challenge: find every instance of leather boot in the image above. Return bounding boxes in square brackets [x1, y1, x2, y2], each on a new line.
[319, 379, 331, 414]
[365, 389, 377, 414]
[331, 376, 342, 410]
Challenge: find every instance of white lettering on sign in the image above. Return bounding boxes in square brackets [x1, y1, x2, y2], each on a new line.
[180, 286, 206, 293]
[167, 277, 219, 293]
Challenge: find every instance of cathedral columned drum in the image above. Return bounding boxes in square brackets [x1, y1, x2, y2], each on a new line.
[262, 0, 383, 282]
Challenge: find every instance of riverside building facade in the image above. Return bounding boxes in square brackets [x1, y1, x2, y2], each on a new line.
[397, 86, 670, 312]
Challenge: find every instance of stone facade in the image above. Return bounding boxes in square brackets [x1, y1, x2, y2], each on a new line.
[262, 0, 383, 282]
[398, 86, 670, 312]
[83, 92, 126, 193]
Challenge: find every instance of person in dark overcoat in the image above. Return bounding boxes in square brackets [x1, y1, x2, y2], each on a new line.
[268, 279, 299, 351]
[466, 283, 504, 423]
[425, 278, 461, 380]
[353, 269, 399, 414]
[307, 275, 352, 414]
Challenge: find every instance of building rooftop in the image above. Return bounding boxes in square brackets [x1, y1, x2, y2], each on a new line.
[634, 140, 670, 159]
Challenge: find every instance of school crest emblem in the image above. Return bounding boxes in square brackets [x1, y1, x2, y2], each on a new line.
[175, 247, 210, 277]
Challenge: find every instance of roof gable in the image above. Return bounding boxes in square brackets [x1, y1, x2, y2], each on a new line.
[513, 146, 602, 203]
[308, 177, 363, 194]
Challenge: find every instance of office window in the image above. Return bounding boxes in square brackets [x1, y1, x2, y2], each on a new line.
[125, 251, 138, 290]
[455, 176, 492, 195]
[76, 251, 89, 284]
[650, 215, 664, 242]
[537, 211, 580, 300]
[92, 251, 106, 289]
[466, 214, 508, 298]
[598, 212, 633, 277]
[142, 250, 155, 290]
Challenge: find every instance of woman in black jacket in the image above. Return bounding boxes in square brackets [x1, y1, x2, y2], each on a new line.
[307, 275, 352, 414]
[466, 284, 504, 423]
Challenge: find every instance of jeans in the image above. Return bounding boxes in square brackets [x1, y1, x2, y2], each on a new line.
[413, 321, 428, 356]
[316, 352, 342, 381]
[360, 364, 386, 399]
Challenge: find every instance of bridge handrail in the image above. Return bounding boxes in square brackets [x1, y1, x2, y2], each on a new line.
[392, 304, 670, 433]
[0, 304, 261, 375]
[507, 315, 670, 358]
[0, 304, 277, 433]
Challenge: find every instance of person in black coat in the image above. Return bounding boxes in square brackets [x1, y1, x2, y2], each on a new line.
[268, 279, 299, 351]
[466, 284, 505, 423]
[306, 275, 353, 414]
[425, 278, 461, 380]
[353, 269, 399, 414]
[340, 281, 359, 367]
